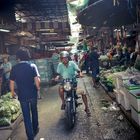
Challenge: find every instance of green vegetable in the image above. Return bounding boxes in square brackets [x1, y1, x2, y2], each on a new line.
[11, 112, 20, 122]
[1, 92, 12, 101]
[0, 117, 11, 126]
[5, 100, 21, 114]
[0, 105, 11, 118]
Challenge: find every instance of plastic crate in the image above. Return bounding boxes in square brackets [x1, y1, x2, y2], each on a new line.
[129, 89, 140, 111]
[120, 90, 130, 110]
[114, 89, 121, 104]
[131, 106, 140, 126]
[114, 77, 123, 90]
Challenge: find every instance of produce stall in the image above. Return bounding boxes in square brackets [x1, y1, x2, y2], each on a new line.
[103, 67, 140, 126]
[0, 93, 22, 129]
[99, 55, 118, 69]
[100, 65, 127, 92]
[99, 36, 140, 122]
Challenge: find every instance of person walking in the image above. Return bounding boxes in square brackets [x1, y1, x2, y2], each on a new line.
[89, 47, 100, 88]
[84, 51, 90, 74]
[10, 48, 40, 140]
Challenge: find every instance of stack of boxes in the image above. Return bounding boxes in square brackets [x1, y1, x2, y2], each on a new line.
[114, 72, 132, 110]
[51, 53, 60, 74]
[34, 58, 53, 83]
[35, 58, 47, 82]
[114, 71, 140, 126]
[129, 89, 140, 126]
[45, 59, 53, 83]
[9, 57, 54, 84]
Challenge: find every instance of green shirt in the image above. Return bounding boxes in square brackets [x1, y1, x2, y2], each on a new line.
[57, 61, 80, 79]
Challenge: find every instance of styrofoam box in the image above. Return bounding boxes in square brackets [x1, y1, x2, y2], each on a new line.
[120, 87, 130, 99]
[114, 78, 127, 90]
[120, 90, 130, 110]
[129, 89, 140, 111]
[114, 72, 134, 90]
[113, 76, 122, 90]
[114, 89, 121, 104]
[131, 106, 140, 126]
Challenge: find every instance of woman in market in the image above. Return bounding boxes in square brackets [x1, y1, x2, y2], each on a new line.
[84, 50, 90, 74]
[0, 57, 12, 95]
[117, 48, 126, 66]
[78, 51, 85, 72]
[89, 47, 100, 88]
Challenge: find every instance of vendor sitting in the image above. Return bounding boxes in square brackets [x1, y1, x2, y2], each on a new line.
[0, 57, 12, 95]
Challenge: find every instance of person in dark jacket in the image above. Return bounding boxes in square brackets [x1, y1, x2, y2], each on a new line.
[10, 48, 40, 140]
[84, 51, 90, 74]
[89, 47, 100, 88]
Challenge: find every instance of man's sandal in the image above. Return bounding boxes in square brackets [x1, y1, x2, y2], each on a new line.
[85, 108, 91, 117]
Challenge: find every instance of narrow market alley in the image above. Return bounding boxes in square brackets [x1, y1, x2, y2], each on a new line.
[0, 0, 140, 140]
[5, 74, 140, 140]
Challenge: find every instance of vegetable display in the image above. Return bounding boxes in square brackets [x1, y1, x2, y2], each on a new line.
[0, 93, 21, 127]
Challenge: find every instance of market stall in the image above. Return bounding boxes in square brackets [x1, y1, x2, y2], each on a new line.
[100, 52, 140, 127]
[0, 93, 22, 129]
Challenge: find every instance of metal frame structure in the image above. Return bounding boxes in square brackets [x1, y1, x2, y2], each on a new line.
[0, 0, 71, 48]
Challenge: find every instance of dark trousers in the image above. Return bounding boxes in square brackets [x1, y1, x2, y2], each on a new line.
[20, 99, 38, 140]
[84, 61, 89, 73]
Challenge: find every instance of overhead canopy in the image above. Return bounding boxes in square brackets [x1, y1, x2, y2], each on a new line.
[77, 0, 139, 27]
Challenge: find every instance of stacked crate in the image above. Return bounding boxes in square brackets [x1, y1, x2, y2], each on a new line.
[9, 55, 17, 66]
[34, 58, 53, 83]
[113, 72, 131, 110]
[129, 89, 140, 126]
[34, 58, 47, 82]
[45, 59, 53, 83]
[51, 53, 60, 74]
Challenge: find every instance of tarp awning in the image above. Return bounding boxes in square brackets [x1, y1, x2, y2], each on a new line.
[77, 0, 138, 27]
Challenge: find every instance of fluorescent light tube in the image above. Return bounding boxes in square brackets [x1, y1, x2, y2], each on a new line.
[0, 29, 10, 32]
